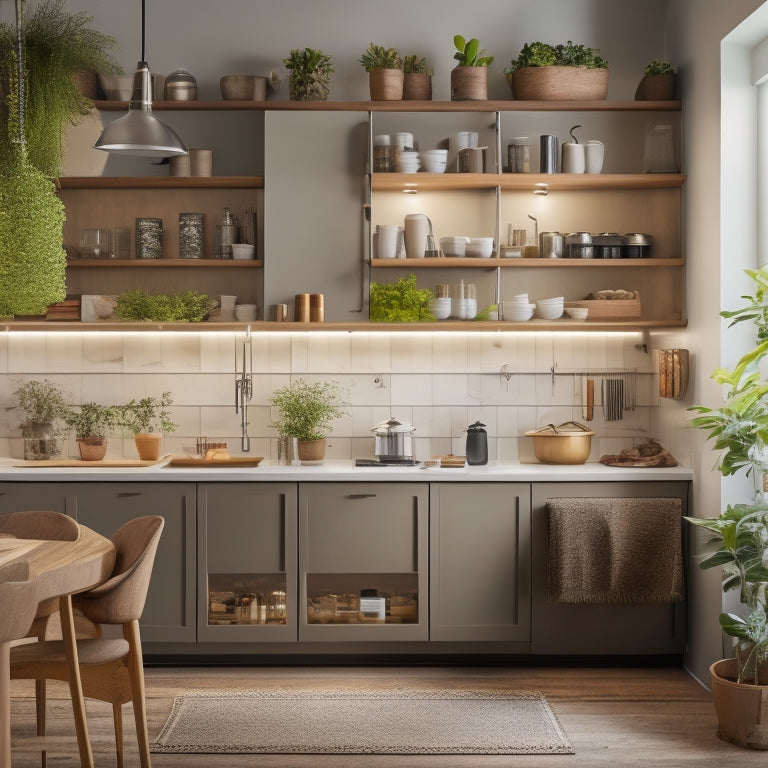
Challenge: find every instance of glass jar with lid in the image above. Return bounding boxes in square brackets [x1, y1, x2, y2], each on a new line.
[164, 69, 197, 100]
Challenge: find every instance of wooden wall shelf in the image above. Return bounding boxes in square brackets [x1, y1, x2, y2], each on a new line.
[58, 176, 263, 190]
[370, 258, 684, 268]
[66, 259, 263, 269]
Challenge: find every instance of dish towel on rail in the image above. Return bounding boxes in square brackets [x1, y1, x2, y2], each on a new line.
[546, 496, 684, 604]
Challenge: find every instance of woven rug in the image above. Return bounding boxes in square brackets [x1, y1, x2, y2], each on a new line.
[150, 689, 573, 755]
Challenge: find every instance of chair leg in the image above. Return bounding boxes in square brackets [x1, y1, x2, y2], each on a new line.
[35, 679, 46, 768]
[112, 703, 124, 768]
[123, 620, 151, 768]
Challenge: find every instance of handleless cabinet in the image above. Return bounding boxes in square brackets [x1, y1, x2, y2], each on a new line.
[0, 482, 69, 514]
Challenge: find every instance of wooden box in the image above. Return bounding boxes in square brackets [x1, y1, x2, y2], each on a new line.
[564, 298, 641, 321]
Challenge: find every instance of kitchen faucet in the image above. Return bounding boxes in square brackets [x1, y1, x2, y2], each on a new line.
[234, 327, 253, 451]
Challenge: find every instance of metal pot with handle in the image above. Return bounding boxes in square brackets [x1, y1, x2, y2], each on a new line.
[371, 417, 415, 461]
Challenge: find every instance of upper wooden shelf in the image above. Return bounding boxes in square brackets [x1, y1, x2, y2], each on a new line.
[66, 258, 263, 269]
[370, 257, 684, 268]
[58, 176, 263, 190]
[93, 99, 682, 113]
[371, 173, 686, 192]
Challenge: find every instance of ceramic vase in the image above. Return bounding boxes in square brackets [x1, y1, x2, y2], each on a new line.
[134, 433, 163, 461]
[77, 437, 108, 461]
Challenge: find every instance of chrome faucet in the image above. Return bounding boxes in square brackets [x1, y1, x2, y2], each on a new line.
[234, 327, 253, 451]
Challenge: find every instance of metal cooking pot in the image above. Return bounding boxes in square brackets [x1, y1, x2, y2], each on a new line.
[525, 420, 595, 465]
[371, 417, 415, 461]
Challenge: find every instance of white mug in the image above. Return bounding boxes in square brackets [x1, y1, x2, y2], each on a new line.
[584, 140, 605, 174]
[404, 214, 430, 259]
[561, 142, 586, 174]
[376, 224, 402, 259]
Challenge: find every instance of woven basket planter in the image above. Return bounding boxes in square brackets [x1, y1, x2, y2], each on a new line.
[368, 69, 404, 101]
[403, 72, 432, 101]
[450, 67, 488, 101]
[508, 66, 609, 101]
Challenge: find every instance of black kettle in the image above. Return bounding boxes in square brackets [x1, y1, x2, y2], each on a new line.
[465, 421, 488, 466]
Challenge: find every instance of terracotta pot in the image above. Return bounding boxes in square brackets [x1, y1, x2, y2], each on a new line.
[710, 658, 768, 750]
[297, 438, 326, 463]
[508, 66, 609, 101]
[77, 437, 108, 462]
[451, 67, 488, 101]
[634, 73, 675, 101]
[368, 69, 404, 101]
[403, 72, 432, 101]
[134, 433, 163, 461]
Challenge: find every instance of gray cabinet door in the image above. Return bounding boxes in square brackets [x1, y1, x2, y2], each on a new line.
[530, 481, 689, 655]
[430, 483, 531, 642]
[197, 482, 298, 642]
[299, 482, 429, 642]
[0, 482, 70, 514]
[70, 482, 196, 643]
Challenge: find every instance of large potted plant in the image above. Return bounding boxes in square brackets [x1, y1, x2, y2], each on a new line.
[118, 391, 177, 461]
[283, 47, 334, 102]
[402, 54, 432, 100]
[269, 378, 346, 463]
[688, 266, 768, 749]
[451, 35, 493, 101]
[635, 59, 676, 101]
[65, 402, 119, 461]
[504, 40, 609, 101]
[359, 43, 403, 101]
[12, 377, 68, 459]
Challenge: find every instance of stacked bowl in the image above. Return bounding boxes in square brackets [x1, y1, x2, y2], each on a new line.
[502, 294, 534, 322]
[440, 236, 470, 257]
[466, 237, 494, 258]
[535, 296, 565, 320]
[429, 297, 451, 319]
[419, 148, 448, 173]
[394, 150, 420, 173]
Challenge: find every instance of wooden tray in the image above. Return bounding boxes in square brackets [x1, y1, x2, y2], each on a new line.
[564, 298, 641, 321]
[167, 456, 264, 467]
[13, 455, 171, 468]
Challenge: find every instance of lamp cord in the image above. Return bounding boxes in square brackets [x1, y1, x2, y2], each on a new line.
[141, 0, 146, 62]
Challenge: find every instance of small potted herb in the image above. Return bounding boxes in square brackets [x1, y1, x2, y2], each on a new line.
[504, 40, 609, 101]
[118, 391, 177, 461]
[635, 59, 676, 101]
[269, 378, 347, 463]
[12, 378, 69, 460]
[451, 35, 493, 101]
[359, 43, 403, 101]
[283, 47, 334, 102]
[402, 55, 433, 100]
[369, 273, 435, 322]
[65, 402, 119, 461]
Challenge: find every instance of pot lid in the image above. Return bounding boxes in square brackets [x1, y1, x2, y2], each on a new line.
[623, 233, 652, 245]
[526, 420, 595, 436]
[371, 417, 416, 434]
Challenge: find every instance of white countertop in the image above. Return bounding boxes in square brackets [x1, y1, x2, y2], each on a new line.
[0, 458, 693, 483]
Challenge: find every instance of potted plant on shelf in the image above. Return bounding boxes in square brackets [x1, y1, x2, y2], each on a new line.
[65, 402, 119, 461]
[118, 391, 177, 461]
[269, 378, 347, 463]
[12, 378, 68, 460]
[504, 40, 609, 101]
[635, 59, 676, 101]
[369, 274, 435, 322]
[359, 43, 403, 101]
[402, 55, 433, 100]
[451, 35, 493, 101]
[283, 47, 334, 102]
[687, 266, 768, 749]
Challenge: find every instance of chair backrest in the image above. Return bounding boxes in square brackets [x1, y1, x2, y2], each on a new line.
[73, 515, 164, 626]
[0, 509, 79, 541]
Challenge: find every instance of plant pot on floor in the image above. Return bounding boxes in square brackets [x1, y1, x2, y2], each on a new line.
[369, 69, 404, 100]
[634, 73, 675, 100]
[450, 67, 488, 101]
[134, 433, 163, 461]
[508, 66, 609, 101]
[710, 658, 768, 750]
[77, 437, 108, 461]
[403, 72, 432, 100]
[297, 438, 326, 463]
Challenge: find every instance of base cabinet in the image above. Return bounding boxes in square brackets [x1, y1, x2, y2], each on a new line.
[430, 483, 531, 642]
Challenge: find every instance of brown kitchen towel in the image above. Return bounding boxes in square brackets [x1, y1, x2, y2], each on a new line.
[546, 497, 684, 604]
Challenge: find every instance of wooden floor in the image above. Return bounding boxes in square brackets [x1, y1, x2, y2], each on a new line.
[9, 664, 768, 767]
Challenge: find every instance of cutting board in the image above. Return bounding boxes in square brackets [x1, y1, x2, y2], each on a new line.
[167, 456, 264, 467]
[13, 455, 171, 468]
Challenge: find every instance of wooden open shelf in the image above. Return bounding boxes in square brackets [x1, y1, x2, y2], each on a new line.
[370, 257, 684, 268]
[58, 176, 263, 189]
[66, 259, 263, 269]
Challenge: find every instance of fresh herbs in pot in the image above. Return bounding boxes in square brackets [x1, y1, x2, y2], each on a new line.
[369, 273, 434, 322]
[269, 378, 347, 442]
[114, 289, 211, 322]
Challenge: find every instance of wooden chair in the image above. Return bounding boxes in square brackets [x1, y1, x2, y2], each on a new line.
[10, 515, 164, 768]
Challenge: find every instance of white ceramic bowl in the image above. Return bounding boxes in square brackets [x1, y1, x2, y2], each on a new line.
[536, 303, 565, 320]
[503, 304, 534, 322]
[429, 297, 451, 320]
[507, 293, 529, 303]
[234, 304, 258, 321]
[567, 307, 589, 321]
[231, 243, 256, 260]
[466, 237, 494, 258]
[440, 236, 468, 257]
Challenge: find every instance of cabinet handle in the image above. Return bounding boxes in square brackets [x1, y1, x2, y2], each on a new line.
[346, 493, 376, 499]
[117, 492, 142, 497]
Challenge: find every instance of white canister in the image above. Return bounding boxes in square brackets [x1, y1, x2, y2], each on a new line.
[376, 224, 402, 259]
[394, 132, 414, 151]
[584, 140, 605, 173]
[561, 142, 586, 174]
[404, 214, 431, 259]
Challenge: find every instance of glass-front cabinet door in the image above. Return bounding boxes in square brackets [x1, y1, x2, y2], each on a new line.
[299, 482, 429, 642]
[197, 482, 298, 642]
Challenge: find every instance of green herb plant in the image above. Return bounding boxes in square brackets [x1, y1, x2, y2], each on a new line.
[269, 378, 347, 442]
[402, 55, 433, 76]
[114, 289, 212, 322]
[13, 377, 69, 428]
[453, 36, 493, 67]
[283, 47, 334, 102]
[506, 40, 608, 72]
[359, 43, 402, 72]
[118, 392, 177, 435]
[369, 273, 435, 322]
[644, 59, 676, 76]
[65, 402, 119, 440]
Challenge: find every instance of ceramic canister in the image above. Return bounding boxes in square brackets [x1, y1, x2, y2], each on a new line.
[404, 214, 430, 259]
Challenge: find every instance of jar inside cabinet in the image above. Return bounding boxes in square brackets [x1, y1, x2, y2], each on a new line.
[208, 573, 288, 625]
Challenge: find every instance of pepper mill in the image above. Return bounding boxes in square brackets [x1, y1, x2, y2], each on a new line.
[465, 421, 488, 465]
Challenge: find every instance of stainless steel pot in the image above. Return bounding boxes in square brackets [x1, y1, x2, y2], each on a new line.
[371, 417, 415, 461]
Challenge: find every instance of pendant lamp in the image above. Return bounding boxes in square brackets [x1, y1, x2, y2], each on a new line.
[94, 0, 187, 157]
